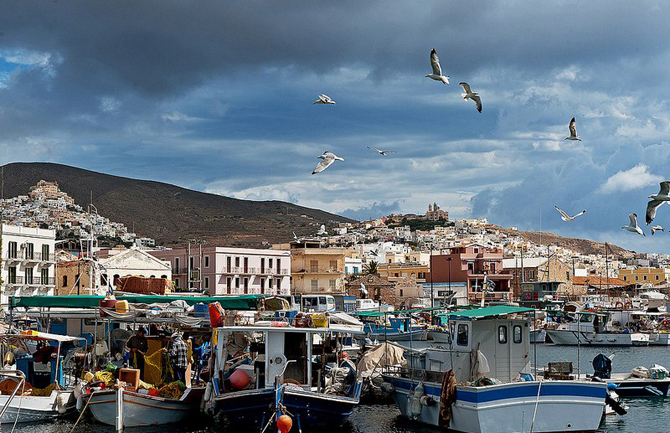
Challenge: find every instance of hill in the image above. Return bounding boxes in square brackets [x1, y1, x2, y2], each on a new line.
[1, 162, 353, 246]
[492, 225, 633, 259]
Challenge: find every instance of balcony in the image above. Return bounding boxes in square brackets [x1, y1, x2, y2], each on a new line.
[4, 276, 55, 287]
[4, 251, 56, 263]
[293, 268, 341, 275]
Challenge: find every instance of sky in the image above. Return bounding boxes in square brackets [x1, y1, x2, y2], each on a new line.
[1, 1, 670, 252]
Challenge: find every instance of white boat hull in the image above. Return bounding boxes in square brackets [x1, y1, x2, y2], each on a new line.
[0, 391, 75, 424]
[530, 329, 546, 343]
[428, 330, 450, 343]
[546, 330, 649, 346]
[87, 388, 201, 427]
[384, 377, 606, 433]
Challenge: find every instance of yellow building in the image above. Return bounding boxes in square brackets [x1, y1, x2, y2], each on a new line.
[274, 240, 346, 294]
[618, 268, 670, 284]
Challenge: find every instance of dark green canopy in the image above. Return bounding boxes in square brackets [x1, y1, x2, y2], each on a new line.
[10, 294, 261, 310]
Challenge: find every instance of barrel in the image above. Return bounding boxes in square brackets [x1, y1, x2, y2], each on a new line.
[194, 303, 209, 319]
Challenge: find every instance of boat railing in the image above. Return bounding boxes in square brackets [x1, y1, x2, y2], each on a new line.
[0, 370, 26, 419]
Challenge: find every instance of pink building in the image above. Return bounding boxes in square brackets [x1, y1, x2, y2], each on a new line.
[149, 247, 291, 296]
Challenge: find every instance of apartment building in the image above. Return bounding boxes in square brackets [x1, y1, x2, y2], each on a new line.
[275, 240, 345, 294]
[618, 267, 670, 285]
[1, 224, 56, 305]
[150, 246, 290, 296]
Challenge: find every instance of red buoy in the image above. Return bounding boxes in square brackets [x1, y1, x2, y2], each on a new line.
[229, 369, 250, 390]
[277, 414, 293, 433]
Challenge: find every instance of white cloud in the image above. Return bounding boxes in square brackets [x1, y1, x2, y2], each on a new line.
[100, 96, 121, 113]
[161, 111, 204, 122]
[598, 164, 663, 194]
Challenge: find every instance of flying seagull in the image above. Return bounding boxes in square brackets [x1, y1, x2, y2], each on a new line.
[313, 94, 336, 105]
[459, 82, 482, 113]
[311, 151, 344, 174]
[646, 181, 670, 224]
[554, 206, 586, 222]
[367, 147, 396, 156]
[425, 48, 449, 84]
[651, 225, 665, 236]
[622, 213, 645, 236]
[565, 117, 582, 141]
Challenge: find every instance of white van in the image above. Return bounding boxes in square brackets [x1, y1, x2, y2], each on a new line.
[301, 295, 336, 312]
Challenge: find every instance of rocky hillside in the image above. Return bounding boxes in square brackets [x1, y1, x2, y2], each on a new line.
[1, 162, 353, 246]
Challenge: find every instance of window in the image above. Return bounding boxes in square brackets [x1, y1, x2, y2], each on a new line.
[235, 277, 240, 288]
[329, 279, 336, 290]
[189, 256, 194, 269]
[8, 241, 17, 259]
[235, 257, 240, 267]
[113, 274, 120, 285]
[62, 275, 67, 287]
[9, 267, 17, 284]
[226, 277, 232, 294]
[566, 271, 570, 280]
[400, 289, 404, 297]
[101, 274, 108, 286]
[644, 275, 647, 281]
[243, 277, 249, 293]
[329, 260, 337, 271]
[174, 257, 180, 271]
[276, 259, 281, 272]
[268, 278, 273, 289]
[276, 279, 281, 290]
[204, 256, 210, 268]
[227, 256, 232, 271]
[311, 279, 318, 291]
[25, 268, 33, 284]
[457, 324, 469, 346]
[26, 243, 34, 259]
[513, 325, 522, 344]
[260, 258, 265, 272]
[260, 278, 265, 293]
[656, 275, 660, 281]
[42, 244, 50, 260]
[243, 257, 249, 272]
[354, 267, 359, 274]
[498, 325, 508, 344]
[161, 275, 167, 279]
[269, 258, 273, 269]
[310, 260, 319, 273]
[623, 276, 627, 281]
[40, 268, 48, 285]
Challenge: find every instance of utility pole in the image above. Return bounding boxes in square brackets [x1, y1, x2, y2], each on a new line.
[187, 241, 191, 290]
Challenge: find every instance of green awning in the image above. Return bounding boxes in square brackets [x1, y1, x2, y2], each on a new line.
[354, 311, 393, 317]
[10, 294, 261, 310]
[444, 305, 535, 319]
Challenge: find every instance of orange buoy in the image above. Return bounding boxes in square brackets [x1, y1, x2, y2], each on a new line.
[277, 414, 293, 433]
[229, 369, 250, 390]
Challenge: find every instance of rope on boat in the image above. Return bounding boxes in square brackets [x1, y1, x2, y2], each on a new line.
[529, 378, 543, 433]
[69, 390, 96, 433]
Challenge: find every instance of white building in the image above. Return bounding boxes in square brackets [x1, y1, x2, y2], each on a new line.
[1, 224, 56, 306]
[95, 248, 172, 291]
[345, 257, 362, 276]
[149, 247, 291, 296]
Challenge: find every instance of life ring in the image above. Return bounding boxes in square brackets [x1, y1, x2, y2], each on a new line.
[281, 378, 302, 386]
[615, 302, 624, 309]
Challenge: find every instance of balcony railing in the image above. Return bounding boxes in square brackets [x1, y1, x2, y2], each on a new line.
[6, 276, 55, 286]
[293, 268, 341, 274]
[5, 252, 56, 262]
[220, 267, 290, 275]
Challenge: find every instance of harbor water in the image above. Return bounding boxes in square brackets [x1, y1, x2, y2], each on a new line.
[7, 345, 670, 433]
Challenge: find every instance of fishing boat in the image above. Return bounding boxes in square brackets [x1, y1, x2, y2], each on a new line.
[0, 331, 86, 424]
[545, 311, 650, 346]
[382, 306, 611, 433]
[85, 386, 204, 428]
[207, 324, 363, 431]
[357, 312, 428, 342]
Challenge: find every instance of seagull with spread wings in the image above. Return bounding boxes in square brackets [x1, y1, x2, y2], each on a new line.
[311, 151, 344, 174]
[313, 94, 336, 105]
[555, 206, 586, 222]
[651, 225, 665, 236]
[565, 117, 582, 141]
[425, 48, 449, 84]
[459, 82, 482, 113]
[367, 147, 396, 156]
[646, 181, 670, 225]
[622, 213, 645, 236]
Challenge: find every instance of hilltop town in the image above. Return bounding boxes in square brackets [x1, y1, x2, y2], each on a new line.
[1, 181, 668, 308]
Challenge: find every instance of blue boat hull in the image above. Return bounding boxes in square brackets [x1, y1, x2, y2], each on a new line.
[213, 387, 360, 431]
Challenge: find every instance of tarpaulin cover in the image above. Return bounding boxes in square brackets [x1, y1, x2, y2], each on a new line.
[357, 342, 405, 376]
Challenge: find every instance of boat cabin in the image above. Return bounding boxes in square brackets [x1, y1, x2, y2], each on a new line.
[409, 306, 533, 383]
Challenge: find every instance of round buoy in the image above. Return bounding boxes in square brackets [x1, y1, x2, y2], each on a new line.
[229, 369, 250, 390]
[277, 414, 293, 433]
